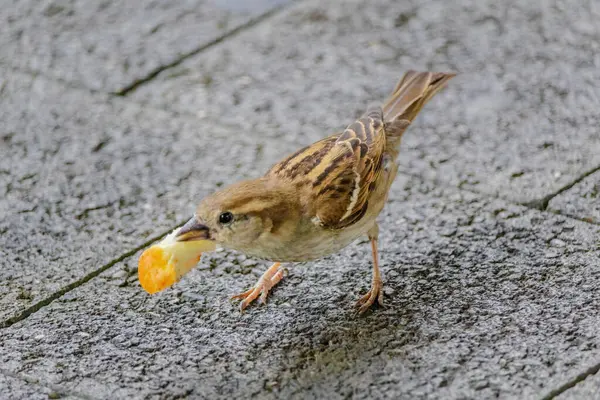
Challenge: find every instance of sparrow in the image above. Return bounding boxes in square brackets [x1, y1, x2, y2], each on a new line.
[176, 70, 455, 313]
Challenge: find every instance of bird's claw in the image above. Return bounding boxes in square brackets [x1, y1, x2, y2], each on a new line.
[231, 263, 286, 312]
[355, 279, 384, 314]
[231, 285, 265, 312]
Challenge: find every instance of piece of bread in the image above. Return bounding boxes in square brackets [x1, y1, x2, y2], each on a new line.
[138, 228, 216, 294]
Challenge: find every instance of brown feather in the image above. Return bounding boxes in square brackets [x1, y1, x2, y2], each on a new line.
[263, 71, 455, 231]
[306, 108, 386, 229]
[383, 70, 455, 157]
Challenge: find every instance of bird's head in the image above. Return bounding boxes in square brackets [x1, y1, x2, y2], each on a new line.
[176, 178, 301, 252]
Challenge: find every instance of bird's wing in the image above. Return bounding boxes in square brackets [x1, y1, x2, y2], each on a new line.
[266, 108, 386, 230]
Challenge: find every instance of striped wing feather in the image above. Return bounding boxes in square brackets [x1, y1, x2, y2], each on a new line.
[266, 108, 386, 230]
[266, 71, 455, 230]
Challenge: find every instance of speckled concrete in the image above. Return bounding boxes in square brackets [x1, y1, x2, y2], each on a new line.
[549, 170, 600, 224]
[0, 0, 291, 92]
[0, 68, 280, 323]
[556, 372, 600, 400]
[0, 373, 77, 400]
[2, 0, 600, 398]
[2, 177, 600, 398]
[131, 0, 600, 204]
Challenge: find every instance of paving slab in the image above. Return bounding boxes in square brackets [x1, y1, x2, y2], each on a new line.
[0, 0, 291, 92]
[556, 373, 600, 400]
[0, 68, 285, 324]
[131, 0, 600, 204]
[549, 170, 600, 224]
[1, 176, 599, 399]
[0, 372, 79, 400]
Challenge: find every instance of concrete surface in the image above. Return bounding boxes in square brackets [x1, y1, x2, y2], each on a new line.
[131, 0, 600, 204]
[0, 373, 76, 400]
[2, 0, 600, 398]
[0, 0, 290, 92]
[2, 177, 600, 399]
[549, 170, 600, 224]
[0, 67, 281, 323]
[556, 373, 600, 400]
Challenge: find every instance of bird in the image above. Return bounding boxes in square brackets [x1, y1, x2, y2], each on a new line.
[175, 70, 455, 313]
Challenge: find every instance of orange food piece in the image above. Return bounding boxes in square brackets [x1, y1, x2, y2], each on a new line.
[137, 228, 216, 294]
[138, 246, 177, 294]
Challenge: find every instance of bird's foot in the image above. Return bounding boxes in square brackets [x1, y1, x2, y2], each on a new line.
[231, 262, 286, 311]
[356, 278, 384, 314]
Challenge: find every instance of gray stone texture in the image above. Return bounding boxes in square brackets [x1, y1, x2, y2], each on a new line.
[2, 176, 600, 399]
[131, 0, 600, 204]
[0, 68, 282, 322]
[549, 170, 600, 224]
[0, 0, 290, 92]
[556, 374, 600, 400]
[2, 0, 600, 398]
[0, 373, 72, 400]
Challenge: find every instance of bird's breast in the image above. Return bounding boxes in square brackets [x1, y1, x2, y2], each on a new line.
[234, 214, 376, 262]
[226, 161, 397, 263]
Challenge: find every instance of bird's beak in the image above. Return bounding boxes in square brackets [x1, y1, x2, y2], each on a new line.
[176, 217, 212, 242]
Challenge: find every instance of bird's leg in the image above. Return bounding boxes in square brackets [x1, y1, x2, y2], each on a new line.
[356, 225, 384, 314]
[231, 262, 286, 311]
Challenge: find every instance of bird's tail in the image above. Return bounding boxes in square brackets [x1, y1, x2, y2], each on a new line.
[382, 70, 455, 148]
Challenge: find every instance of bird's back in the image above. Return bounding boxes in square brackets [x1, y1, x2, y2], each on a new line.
[259, 71, 455, 260]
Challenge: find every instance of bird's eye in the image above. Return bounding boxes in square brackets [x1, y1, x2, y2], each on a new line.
[219, 211, 234, 225]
